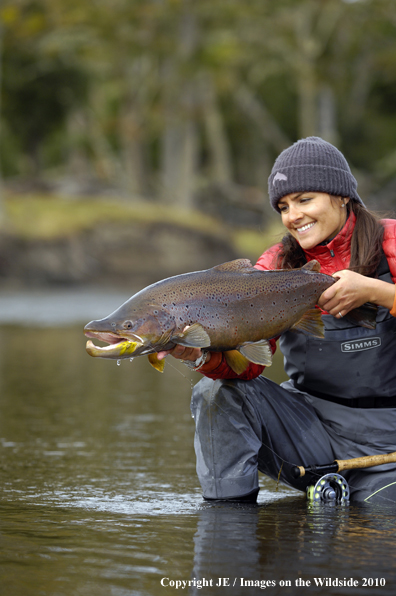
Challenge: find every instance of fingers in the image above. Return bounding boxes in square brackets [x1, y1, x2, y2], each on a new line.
[156, 350, 172, 361]
[318, 270, 351, 315]
[319, 289, 344, 316]
[157, 346, 202, 362]
[157, 326, 201, 362]
[318, 271, 345, 306]
[318, 269, 371, 317]
[318, 283, 342, 314]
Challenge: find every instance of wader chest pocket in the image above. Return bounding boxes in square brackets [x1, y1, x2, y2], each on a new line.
[303, 317, 396, 400]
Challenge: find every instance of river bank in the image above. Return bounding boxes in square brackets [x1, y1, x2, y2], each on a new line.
[0, 194, 281, 290]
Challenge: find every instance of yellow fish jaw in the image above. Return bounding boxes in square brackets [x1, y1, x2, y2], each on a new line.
[85, 339, 143, 359]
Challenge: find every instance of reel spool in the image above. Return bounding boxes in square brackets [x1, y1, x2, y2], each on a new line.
[307, 473, 350, 503]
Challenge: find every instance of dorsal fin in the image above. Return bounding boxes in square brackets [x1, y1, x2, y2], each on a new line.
[212, 259, 254, 273]
[302, 260, 321, 273]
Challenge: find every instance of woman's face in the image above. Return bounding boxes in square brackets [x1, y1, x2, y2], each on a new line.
[277, 192, 349, 250]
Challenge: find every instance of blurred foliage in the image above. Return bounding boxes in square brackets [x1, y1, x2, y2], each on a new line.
[1, 0, 396, 212]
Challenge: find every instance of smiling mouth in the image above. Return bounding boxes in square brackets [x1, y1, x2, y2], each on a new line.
[296, 222, 315, 234]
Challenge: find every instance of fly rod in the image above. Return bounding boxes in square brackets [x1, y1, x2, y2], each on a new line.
[292, 451, 396, 479]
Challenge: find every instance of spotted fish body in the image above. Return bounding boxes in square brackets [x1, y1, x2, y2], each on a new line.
[84, 259, 376, 374]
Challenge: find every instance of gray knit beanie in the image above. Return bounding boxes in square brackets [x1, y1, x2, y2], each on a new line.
[268, 136, 364, 213]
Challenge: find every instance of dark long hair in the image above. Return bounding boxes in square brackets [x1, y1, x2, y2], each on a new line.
[277, 200, 384, 277]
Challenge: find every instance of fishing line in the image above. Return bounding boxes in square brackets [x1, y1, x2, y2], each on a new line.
[162, 357, 198, 391]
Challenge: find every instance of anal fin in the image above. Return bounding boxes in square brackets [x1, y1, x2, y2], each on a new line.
[292, 308, 324, 338]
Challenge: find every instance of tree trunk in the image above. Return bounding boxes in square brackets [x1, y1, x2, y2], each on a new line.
[0, 25, 4, 226]
[160, 2, 200, 208]
[201, 74, 233, 185]
[318, 84, 339, 146]
[161, 81, 198, 209]
[119, 99, 148, 198]
[294, 9, 318, 138]
[235, 85, 290, 153]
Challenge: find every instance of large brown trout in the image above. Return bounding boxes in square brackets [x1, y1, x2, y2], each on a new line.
[84, 259, 376, 374]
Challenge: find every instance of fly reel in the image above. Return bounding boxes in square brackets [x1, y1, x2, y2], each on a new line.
[306, 473, 350, 503]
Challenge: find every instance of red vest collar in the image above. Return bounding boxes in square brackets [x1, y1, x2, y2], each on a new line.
[303, 212, 356, 273]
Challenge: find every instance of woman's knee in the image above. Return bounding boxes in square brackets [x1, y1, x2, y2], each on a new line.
[191, 377, 247, 414]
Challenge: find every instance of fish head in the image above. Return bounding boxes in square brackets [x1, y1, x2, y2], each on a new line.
[84, 299, 175, 360]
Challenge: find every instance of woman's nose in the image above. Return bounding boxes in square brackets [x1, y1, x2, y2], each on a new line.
[287, 203, 303, 223]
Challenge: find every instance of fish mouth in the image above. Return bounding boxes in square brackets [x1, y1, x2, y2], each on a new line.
[84, 330, 144, 359]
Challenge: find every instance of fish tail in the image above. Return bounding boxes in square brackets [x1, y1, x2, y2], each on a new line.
[344, 303, 377, 330]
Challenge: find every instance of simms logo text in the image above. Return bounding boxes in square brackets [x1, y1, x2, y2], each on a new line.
[341, 337, 381, 353]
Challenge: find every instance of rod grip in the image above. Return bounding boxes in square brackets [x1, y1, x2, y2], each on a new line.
[336, 451, 396, 471]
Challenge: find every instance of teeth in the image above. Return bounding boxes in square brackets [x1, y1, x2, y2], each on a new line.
[297, 222, 315, 233]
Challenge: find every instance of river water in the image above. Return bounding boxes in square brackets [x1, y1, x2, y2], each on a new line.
[1, 289, 396, 595]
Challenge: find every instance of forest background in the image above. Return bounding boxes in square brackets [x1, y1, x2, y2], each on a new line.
[1, 0, 396, 287]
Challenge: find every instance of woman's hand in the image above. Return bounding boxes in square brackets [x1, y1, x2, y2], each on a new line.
[318, 269, 395, 317]
[157, 345, 205, 362]
[157, 325, 211, 364]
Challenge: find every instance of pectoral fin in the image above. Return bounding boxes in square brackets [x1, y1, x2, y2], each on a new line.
[175, 323, 211, 348]
[292, 308, 324, 338]
[239, 339, 273, 367]
[224, 350, 250, 375]
[148, 353, 165, 373]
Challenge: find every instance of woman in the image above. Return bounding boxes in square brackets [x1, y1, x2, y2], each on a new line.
[159, 137, 396, 504]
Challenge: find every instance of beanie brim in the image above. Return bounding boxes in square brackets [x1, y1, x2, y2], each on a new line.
[269, 164, 363, 213]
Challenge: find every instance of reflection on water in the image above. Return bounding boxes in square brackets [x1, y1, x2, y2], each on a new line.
[1, 295, 396, 595]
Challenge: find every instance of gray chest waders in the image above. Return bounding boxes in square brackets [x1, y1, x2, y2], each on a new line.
[282, 255, 396, 502]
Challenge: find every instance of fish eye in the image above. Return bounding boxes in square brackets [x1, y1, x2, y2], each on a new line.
[123, 321, 133, 329]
